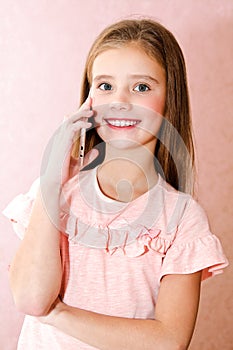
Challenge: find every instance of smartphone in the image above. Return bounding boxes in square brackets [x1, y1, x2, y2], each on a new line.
[78, 106, 92, 167]
[78, 126, 86, 167]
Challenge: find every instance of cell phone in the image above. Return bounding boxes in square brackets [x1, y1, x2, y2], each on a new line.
[78, 126, 86, 167]
[78, 106, 92, 167]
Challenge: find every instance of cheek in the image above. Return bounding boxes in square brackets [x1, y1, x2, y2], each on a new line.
[90, 89, 108, 107]
[140, 96, 166, 116]
[143, 113, 163, 138]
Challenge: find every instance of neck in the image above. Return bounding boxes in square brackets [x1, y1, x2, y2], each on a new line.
[97, 143, 158, 202]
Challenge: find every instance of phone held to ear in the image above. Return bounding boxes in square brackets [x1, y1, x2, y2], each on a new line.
[78, 106, 92, 167]
[78, 126, 86, 167]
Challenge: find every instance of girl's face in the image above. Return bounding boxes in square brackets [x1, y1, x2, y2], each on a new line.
[90, 44, 166, 152]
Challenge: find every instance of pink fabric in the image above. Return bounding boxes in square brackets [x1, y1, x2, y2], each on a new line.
[3, 168, 229, 349]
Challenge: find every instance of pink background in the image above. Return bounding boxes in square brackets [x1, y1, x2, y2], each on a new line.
[0, 1, 232, 349]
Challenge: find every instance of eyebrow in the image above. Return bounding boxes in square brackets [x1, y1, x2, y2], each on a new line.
[93, 74, 159, 84]
[129, 74, 159, 84]
[93, 75, 114, 82]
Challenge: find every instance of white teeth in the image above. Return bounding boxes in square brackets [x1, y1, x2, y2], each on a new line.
[107, 120, 139, 127]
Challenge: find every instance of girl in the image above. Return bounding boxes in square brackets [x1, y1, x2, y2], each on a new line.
[3, 19, 228, 349]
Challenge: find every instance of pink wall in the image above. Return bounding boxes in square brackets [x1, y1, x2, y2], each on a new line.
[1, 1, 232, 348]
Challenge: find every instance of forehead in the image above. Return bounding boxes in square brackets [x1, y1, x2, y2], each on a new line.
[91, 45, 165, 79]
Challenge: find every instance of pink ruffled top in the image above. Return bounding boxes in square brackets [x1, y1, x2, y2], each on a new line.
[3, 167, 229, 350]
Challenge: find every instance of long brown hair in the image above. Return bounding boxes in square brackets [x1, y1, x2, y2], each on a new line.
[74, 19, 195, 194]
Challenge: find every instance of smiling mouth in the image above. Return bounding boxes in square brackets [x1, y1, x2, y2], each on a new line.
[105, 119, 141, 127]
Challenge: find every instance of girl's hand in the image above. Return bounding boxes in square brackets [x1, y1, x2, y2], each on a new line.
[68, 147, 99, 179]
[37, 297, 65, 326]
[41, 96, 93, 189]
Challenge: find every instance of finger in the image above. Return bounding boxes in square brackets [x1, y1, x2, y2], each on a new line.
[59, 118, 91, 136]
[64, 93, 93, 123]
[69, 108, 93, 124]
[63, 103, 92, 124]
[79, 94, 92, 112]
[60, 110, 92, 128]
[69, 148, 99, 177]
[72, 120, 92, 132]
[83, 148, 99, 167]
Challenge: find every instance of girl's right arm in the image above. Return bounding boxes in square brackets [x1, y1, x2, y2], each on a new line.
[9, 184, 62, 317]
[9, 99, 93, 317]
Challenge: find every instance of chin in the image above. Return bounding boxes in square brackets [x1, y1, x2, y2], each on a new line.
[107, 138, 141, 150]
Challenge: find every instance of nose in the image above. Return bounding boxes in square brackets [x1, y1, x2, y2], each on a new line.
[109, 102, 132, 111]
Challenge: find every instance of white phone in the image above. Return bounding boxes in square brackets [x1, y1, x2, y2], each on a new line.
[78, 126, 86, 167]
[78, 105, 92, 167]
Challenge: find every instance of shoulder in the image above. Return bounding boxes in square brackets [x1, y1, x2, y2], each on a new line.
[159, 175, 206, 220]
[155, 175, 194, 233]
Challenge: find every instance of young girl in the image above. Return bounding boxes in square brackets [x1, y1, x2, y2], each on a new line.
[3, 19, 228, 349]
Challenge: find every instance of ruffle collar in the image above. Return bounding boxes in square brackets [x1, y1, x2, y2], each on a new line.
[59, 167, 190, 256]
[60, 210, 173, 257]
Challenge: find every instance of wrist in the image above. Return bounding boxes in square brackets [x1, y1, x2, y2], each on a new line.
[51, 301, 69, 327]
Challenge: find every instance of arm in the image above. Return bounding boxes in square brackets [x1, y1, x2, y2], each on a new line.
[40, 271, 202, 350]
[9, 185, 62, 316]
[9, 98, 93, 317]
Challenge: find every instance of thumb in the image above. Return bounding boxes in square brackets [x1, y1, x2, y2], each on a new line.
[83, 148, 99, 167]
[69, 148, 99, 178]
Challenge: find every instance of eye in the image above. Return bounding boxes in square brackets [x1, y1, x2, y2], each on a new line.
[134, 84, 150, 92]
[98, 83, 112, 91]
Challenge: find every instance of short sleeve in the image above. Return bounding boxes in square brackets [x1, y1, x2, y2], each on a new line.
[2, 178, 40, 239]
[160, 198, 229, 281]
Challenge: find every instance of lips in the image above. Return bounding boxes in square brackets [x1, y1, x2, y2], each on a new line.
[104, 119, 141, 128]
